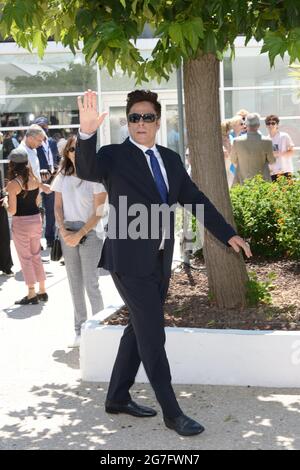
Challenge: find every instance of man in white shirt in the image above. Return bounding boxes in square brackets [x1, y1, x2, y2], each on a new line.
[18, 125, 51, 192]
[76, 89, 252, 437]
[265, 114, 295, 181]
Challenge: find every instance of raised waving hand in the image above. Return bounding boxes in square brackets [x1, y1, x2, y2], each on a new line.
[77, 89, 107, 134]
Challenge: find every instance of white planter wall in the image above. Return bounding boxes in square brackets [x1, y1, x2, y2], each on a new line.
[80, 316, 300, 387]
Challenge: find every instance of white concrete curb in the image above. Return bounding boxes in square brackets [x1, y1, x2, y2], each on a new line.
[80, 321, 300, 387]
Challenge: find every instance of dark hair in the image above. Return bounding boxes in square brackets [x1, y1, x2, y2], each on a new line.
[126, 90, 161, 118]
[7, 161, 29, 197]
[60, 135, 77, 176]
[265, 114, 279, 125]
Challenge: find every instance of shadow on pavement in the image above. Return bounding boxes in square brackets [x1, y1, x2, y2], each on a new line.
[4, 303, 44, 319]
[52, 349, 80, 370]
[1, 384, 300, 450]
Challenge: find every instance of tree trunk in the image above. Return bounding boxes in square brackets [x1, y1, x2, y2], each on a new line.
[183, 53, 248, 309]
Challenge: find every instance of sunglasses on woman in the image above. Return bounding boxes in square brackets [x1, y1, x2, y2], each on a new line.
[128, 113, 157, 123]
[266, 121, 277, 126]
[68, 146, 76, 152]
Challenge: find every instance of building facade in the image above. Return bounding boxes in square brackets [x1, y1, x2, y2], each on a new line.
[1, 37, 300, 179]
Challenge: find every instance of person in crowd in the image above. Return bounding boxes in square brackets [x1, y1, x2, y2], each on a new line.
[265, 114, 295, 181]
[33, 116, 60, 248]
[236, 108, 249, 122]
[5, 148, 47, 304]
[18, 125, 51, 190]
[221, 120, 235, 187]
[228, 115, 247, 144]
[76, 89, 252, 436]
[3, 131, 18, 159]
[0, 170, 14, 276]
[52, 132, 68, 159]
[51, 135, 107, 348]
[230, 113, 275, 184]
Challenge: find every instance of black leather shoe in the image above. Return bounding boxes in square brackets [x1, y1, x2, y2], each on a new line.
[164, 414, 205, 436]
[105, 400, 157, 417]
[37, 293, 48, 302]
[15, 296, 39, 305]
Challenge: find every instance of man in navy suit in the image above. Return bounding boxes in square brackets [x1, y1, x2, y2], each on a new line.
[76, 90, 252, 436]
[34, 116, 59, 248]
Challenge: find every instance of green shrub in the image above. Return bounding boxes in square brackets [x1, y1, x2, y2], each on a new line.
[230, 175, 300, 259]
[246, 271, 276, 307]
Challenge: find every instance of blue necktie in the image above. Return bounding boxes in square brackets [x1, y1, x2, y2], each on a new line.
[146, 149, 168, 203]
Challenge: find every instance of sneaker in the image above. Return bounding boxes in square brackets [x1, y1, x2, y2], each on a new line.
[68, 335, 81, 348]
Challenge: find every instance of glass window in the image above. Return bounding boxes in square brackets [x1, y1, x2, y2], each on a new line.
[100, 67, 177, 92]
[224, 48, 297, 88]
[0, 53, 97, 95]
[0, 96, 79, 127]
[224, 88, 300, 119]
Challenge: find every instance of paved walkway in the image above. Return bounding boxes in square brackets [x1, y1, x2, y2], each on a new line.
[0, 242, 300, 450]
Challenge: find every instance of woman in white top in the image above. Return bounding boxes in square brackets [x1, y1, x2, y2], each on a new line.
[51, 136, 107, 348]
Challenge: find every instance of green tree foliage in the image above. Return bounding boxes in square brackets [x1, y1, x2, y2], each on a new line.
[0, 1, 300, 82]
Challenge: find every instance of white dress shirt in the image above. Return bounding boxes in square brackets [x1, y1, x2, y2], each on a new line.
[128, 137, 169, 190]
[18, 141, 41, 182]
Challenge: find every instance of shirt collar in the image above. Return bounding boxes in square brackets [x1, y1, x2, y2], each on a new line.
[129, 137, 157, 155]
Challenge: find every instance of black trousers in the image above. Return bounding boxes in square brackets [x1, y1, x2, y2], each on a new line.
[107, 252, 182, 418]
[0, 205, 13, 272]
[42, 192, 55, 244]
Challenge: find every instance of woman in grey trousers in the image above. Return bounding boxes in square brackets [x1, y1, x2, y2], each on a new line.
[51, 135, 107, 348]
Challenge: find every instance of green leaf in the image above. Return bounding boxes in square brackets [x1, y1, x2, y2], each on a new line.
[261, 33, 286, 67]
[169, 24, 184, 46]
[120, 0, 126, 8]
[203, 30, 217, 54]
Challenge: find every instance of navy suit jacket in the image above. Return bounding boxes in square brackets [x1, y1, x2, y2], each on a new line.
[36, 137, 59, 171]
[76, 135, 236, 277]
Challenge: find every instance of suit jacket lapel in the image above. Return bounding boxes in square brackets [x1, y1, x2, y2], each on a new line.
[123, 139, 162, 203]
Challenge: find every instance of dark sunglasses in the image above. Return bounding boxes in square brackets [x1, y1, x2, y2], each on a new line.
[68, 146, 76, 152]
[128, 113, 157, 123]
[266, 121, 277, 126]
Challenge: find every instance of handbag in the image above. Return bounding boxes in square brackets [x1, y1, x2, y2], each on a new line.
[50, 235, 62, 261]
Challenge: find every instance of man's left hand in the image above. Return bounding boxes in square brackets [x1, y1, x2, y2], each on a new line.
[228, 236, 252, 258]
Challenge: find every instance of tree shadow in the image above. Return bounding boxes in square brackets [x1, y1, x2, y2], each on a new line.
[0, 381, 160, 450]
[4, 303, 44, 319]
[52, 349, 80, 370]
[1, 383, 300, 450]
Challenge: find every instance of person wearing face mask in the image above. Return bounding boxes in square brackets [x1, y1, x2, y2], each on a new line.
[265, 115, 295, 182]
